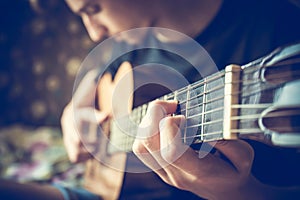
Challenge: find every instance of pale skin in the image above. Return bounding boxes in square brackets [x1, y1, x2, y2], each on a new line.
[61, 70, 108, 163]
[132, 100, 300, 199]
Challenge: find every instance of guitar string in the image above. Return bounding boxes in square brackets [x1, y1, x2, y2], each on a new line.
[115, 104, 300, 149]
[164, 69, 300, 104]
[165, 66, 300, 98]
[107, 65, 300, 153]
[110, 107, 299, 149]
[184, 104, 272, 119]
[167, 81, 280, 115]
[107, 100, 300, 151]
[171, 75, 294, 108]
[161, 58, 300, 104]
[130, 88, 280, 131]
[184, 104, 273, 119]
[130, 66, 300, 119]
[241, 57, 300, 75]
[107, 64, 300, 149]
[184, 106, 224, 120]
[127, 78, 295, 139]
[158, 78, 295, 115]
[118, 102, 299, 148]
[184, 110, 299, 131]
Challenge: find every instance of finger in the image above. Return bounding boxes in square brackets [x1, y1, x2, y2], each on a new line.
[159, 115, 189, 164]
[71, 107, 107, 142]
[133, 100, 183, 171]
[136, 118, 171, 169]
[132, 139, 168, 178]
[137, 100, 178, 139]
[158, 115, 230, 175]
[61, 104, 97, 162]
[94, 109, 109, 122]
[212, 140, 254, 174]
[69, 144, 92, 163]
[73, 151, 92, 163]
[134, 136, 198, 192]
[76, 108, 108, 124]
[148, 100, 178, 115]
[134, 104, 174, 170]
[72, 69, 99, 107]
[158, 116, 204, 183]
[62, 121, 93, 163]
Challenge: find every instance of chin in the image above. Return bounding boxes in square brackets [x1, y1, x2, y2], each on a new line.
[115, 30, 146, 45]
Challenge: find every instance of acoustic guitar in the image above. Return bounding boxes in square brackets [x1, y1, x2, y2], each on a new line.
[82, 43, 300, 200]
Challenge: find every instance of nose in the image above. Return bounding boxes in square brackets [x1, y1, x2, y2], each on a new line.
[82, 15, 107, 43]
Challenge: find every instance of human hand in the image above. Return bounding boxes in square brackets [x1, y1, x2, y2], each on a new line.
[61, 70, 108, 163]
[132, 100, 259, 199]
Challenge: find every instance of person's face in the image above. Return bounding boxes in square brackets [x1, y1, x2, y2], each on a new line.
[65, 0, 155, 43]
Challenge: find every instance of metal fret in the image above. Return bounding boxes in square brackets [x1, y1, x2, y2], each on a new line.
[142, 104, 147, 117]
[201, 78, 207, 142]
[108, 69, 228, 153]
[174, 90, 178, 101]
[183, 85, 191, 143]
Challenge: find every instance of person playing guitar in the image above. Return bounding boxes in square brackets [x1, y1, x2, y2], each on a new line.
[1, 0, 300, 199]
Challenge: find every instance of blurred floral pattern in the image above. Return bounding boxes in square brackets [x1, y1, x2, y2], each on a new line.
[0, 125, 84, 187]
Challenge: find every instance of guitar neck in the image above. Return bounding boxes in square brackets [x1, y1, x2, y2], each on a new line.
[107, 65, 241, 154]
[107, 51, 300, 154]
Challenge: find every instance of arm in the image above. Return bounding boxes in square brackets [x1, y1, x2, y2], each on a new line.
[60, 69, 108, 163]
[132, 100, 300, 200]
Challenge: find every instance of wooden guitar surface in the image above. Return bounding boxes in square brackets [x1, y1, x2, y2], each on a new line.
[81, 42, 300, 200]
[83, 62, 133, 200]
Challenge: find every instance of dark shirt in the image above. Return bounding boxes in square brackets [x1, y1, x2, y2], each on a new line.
[195, 0, 300, 187]
[98, 0, 300, 199]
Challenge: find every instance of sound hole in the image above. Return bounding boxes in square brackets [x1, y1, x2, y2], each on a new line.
[262, 107, 300, 133]
[133, 83, 171, 107]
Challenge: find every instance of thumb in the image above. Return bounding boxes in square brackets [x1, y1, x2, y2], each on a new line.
[75, 107, 108, 124]
[212, 140, 254, 174]
[73, 69, 99, 108]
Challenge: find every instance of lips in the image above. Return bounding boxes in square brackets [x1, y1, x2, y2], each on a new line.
[92, 25, 109, 42]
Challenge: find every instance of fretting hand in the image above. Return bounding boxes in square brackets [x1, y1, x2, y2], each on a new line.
[61, 70, 108, 163]
[132, 100, 266, 199]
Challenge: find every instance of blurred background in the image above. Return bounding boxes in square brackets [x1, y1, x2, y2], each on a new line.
[0, 0, 95, 186]
[0, 0, 94, 127]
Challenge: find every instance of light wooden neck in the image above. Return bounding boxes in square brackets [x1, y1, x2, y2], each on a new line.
[107, 54, 300, 154]
[107, 66, 232, 154]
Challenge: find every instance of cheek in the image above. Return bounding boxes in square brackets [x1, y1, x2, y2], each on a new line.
[103, 6, 147, 34]
[109, 15, 138, 33]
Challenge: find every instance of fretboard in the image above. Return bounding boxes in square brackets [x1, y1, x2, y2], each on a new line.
[106, 43, 300, 153]
[107, 68, 231, 154]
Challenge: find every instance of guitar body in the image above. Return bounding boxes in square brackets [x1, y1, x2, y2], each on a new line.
[83, 62, 131, 200]
[83, 62, 197, 200]
[82, 43, 300, 199]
